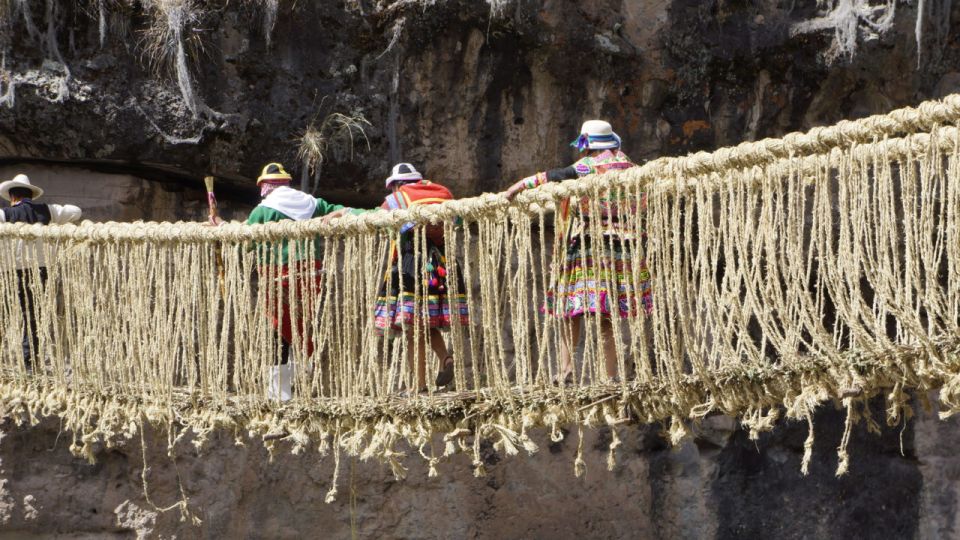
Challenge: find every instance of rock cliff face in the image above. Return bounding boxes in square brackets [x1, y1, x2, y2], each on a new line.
[0, 403, 955, 539]
[1, 0, 960, 537]
[2, 1, 959, 207]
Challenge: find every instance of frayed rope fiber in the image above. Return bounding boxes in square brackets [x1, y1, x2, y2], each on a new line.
[2, 95, 960, 497]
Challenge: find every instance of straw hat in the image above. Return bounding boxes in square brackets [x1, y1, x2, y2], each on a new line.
[0, 174, 44, 201]
[256, 163, 293, 185]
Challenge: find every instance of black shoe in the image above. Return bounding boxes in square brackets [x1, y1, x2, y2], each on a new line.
[435, 356, 455, 388]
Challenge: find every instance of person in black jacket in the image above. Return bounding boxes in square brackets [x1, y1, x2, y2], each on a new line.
[0, 174, 82, 371]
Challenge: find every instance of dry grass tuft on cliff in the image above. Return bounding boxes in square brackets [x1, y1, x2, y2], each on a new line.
[139, 0, 210, 116]
[297, 109, 372, 192]
[0, 54, 14, 108]
[788, 0, 952, 65]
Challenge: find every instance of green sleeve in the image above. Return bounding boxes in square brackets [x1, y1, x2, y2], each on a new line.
[246, 205, 292, 225]
[313, 197, 346, 218]
[245, 205, 267, 225]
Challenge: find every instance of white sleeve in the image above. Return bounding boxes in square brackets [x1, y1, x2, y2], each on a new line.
[49, 204, 82, 224]
[0, 211, 5, 223]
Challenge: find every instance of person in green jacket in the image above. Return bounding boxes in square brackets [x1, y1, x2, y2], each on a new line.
[245, 162, 352, 401]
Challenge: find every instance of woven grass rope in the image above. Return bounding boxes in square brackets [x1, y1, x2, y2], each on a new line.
[1, 94, 960, 503]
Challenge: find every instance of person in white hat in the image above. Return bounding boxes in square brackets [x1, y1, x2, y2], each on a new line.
[324, 162, 468, 393]
[0, 174, 82, 371]
[502, 120, 653, 384]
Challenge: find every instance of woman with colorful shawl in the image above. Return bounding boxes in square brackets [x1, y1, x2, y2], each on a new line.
[504, 120, 652, 384]
[326, 163, 468, 392]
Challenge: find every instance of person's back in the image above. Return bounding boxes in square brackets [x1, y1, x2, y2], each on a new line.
[382, 177, 455, 245]
[240, 162, 352, 401]
[0, 176, 82, 268]
[3, 198, 52, 224]
[0, 174, 82, 370]
[324, 163, 467, 392]
[501, 120, 652, 384]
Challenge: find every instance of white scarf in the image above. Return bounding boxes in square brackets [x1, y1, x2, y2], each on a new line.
[259, 186, 317, 221]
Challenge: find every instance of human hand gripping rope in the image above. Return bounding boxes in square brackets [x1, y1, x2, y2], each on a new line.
[204, 175, 226, 227]
[321, 207, 352, 224]
[505, 172, 548, 201]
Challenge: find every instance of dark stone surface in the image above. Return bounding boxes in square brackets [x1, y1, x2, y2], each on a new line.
[0, 2, 959, 537]
[713, 402, 922, 540]
[1, 1, 957, 210]
[0, 399, 948, 539]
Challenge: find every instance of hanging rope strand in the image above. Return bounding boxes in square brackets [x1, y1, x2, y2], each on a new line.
[0, 95, 959, 482]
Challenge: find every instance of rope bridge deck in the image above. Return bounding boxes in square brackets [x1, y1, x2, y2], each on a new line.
[2, 95, 960, 497]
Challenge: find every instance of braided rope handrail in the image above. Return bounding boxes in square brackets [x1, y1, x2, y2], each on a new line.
[0, 93, 958, 497]
[1, 93, 957, 243]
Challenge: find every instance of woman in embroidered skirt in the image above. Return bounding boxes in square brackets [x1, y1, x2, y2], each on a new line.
[327, 163, 468, 392]
[504, 121, 652, 383]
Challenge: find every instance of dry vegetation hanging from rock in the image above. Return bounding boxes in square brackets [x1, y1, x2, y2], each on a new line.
[297, 108, 372, 193]
[790, 0, 953, 64]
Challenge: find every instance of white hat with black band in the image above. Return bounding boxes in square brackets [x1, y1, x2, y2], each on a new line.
[385, 163, 423, 188]
[0, 174, 44, 201]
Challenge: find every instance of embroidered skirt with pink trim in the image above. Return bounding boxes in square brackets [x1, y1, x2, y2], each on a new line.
[373, 243, 470, 337]
[374, 291, 469, 336]
[543, 237, 653, 318]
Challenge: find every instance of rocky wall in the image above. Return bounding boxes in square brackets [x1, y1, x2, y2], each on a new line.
[1, 1, 960, 538]
[2, 1, 959, 208]
[0, 398, 955, 539]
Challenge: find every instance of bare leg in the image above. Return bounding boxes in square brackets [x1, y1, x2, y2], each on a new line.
[429, 328, 455, 388]
[601, 318, 618, 379]
[428, 328, 450, 367]
[558, 315, 582, 380]
[405, 330, 428, 391]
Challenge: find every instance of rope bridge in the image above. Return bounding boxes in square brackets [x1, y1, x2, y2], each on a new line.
[3, 94, 960, 498]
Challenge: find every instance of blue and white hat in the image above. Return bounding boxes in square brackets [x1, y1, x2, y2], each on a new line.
[571, 120, 622, 152]
[385, 163, 423, 188]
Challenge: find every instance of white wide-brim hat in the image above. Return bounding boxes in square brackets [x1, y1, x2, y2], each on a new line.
[0, 174, 43, 201]
[385, 163, 423, 188]
[572, 120, 622, 151]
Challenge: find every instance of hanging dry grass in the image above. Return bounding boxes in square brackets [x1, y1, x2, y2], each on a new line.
[0, 0, 11, 26]
[138, 0, 218, 117]
[140, 0, 203, 64]
[0, 52, 14, 108]
[296, 109, 372, 191]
